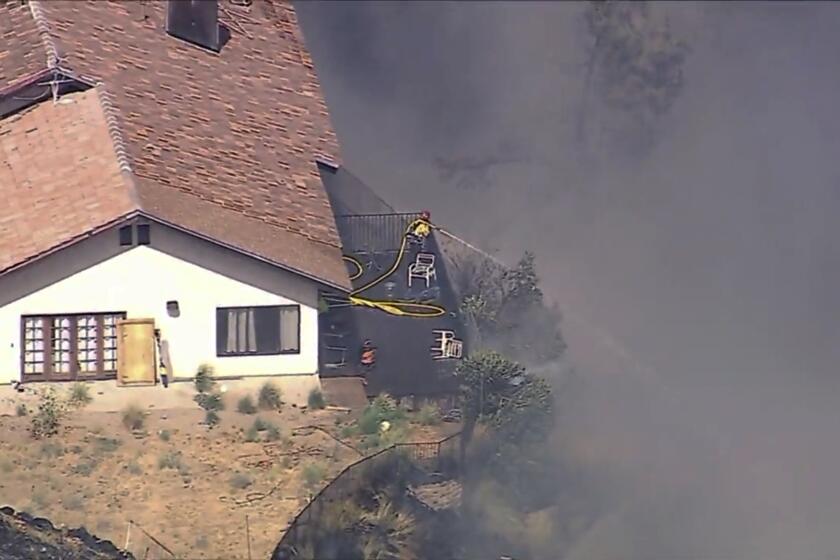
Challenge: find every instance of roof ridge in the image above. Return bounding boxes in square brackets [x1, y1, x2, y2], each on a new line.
[27, 0, 60, 68]
[94, 85, 141, 208]
[94, 86, 133, 175]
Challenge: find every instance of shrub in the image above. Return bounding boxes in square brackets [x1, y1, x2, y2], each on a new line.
[237, 395, 258, 415]
[30, 387, 67, 439]
[244, 417, 280, 443]
[121, 405, 145, 432]
[158, 429, 171, 442]
[205, 410, 220, 428]
[416, 403, 441, 426]
[229, 472, 253, 490]
[244, 425, 260, 442]
[158, 451, 185, 471]
[307, 388, 326, 410]
[302, 462, 326, 490]
[357, 394, 407, 435]
[126, 460, 143, 475]
[0, 461, 12, 474]
[195, 535, 209, 550]
[265, 424, 282, 442]
[72, 457, 99, 476]
[194, 364, 216, 394]
[194, 392, 224, 412]
[358, 407, 382, 435]
[194, 365, 224, 428]
[63, 494, 85, 510]
[378, 423, 409, 448]
[372, 394, 401, 418]
[15, 403, 27, 417]
[39, 442, 64, 459]
[67, 382, 93, 408]
[258, 382, 282, 411]
[93, 436, 122, 454]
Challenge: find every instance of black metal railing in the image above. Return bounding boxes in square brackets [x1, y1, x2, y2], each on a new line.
[394, 432, 460, 474]
[335, 212, 419, 254]
[274, 432, 461, 559]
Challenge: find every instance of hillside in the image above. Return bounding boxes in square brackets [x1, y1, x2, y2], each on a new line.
[0, 506, 132, 560]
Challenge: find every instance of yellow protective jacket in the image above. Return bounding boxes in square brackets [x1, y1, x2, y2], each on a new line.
[411, 219, 431, 238]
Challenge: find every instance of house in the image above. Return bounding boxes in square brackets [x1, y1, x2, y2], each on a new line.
[0, 0, 351, 398]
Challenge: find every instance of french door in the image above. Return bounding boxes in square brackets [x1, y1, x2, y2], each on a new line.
[21, 313, 126, 381]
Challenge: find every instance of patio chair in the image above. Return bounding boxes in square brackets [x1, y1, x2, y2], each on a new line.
[408, 252, 437, 288]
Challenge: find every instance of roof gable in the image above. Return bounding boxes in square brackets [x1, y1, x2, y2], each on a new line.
[0, 88, 135, 273]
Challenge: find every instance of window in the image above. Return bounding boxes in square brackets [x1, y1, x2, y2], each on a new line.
[21, 313, 125, 380]
[119, 225, 133, 246]
[216, 305, 300, 356]
[137, 224, 150, 245]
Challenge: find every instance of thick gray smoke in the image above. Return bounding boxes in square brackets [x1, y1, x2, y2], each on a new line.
[297, 2, 840, 558]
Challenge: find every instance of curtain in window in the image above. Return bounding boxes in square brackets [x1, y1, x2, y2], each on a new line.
[279, 307, 299, 352]
[227, 309, 257, 353]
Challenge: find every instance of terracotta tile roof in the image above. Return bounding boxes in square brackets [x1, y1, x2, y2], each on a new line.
[0, 88, 135, 272]
[0, 2, 47, 89]
[0, 0, 350, 290]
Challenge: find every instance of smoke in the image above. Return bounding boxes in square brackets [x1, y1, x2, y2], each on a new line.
[297, 1, 840, 558]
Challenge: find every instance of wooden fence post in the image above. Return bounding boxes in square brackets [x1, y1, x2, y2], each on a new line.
[246, 514, 252, 560]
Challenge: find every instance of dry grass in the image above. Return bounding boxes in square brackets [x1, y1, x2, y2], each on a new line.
[0, 395, 455, 560]
[302, 461, 327, 491]
[68, 383, 93, 408]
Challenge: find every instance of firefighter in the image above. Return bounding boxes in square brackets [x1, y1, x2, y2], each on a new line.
[407, 210, 432, 249]
[360, 339, 377, 385]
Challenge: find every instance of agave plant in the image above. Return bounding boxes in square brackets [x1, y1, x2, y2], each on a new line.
[358, 495, 419, 560]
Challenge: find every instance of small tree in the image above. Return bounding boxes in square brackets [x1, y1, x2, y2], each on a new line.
[193, 364, 224, 427]
[581, 0, 690, 152]
[194, 363, 216, 394]
[585, 0, 689, 117]
[455, 350, 554, 464]
[456, 252, 565, 366]
[30, 387, 68, 439]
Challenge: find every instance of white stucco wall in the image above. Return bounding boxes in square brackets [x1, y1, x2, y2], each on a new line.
[0, 223, 324, 385]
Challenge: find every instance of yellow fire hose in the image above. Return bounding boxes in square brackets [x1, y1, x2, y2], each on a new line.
[339, 219, 447, 318]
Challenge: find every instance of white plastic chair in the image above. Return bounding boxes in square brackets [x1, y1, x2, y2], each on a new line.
[408, 253, 437, 288]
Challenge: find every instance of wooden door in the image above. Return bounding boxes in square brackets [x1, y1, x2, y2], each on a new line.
[117, 319, 156, 386]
